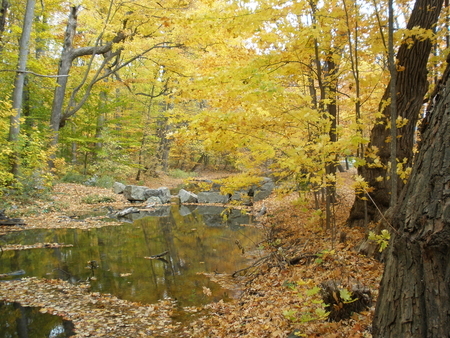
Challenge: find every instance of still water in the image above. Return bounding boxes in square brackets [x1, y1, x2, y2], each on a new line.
[0, 205, 262, 337]
[0, 302, 75, 338]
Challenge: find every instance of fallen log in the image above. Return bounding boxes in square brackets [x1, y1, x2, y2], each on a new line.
[0, 219, 26, 226]
[0, 210, 26, 226]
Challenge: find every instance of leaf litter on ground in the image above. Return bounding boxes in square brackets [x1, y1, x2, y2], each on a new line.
[0, 170, 383, 337]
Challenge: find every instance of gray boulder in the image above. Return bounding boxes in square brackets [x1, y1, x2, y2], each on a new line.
[179, 189, 198, 203]
[253, 177, 275, 201]
[155, 187, 171, 204]
[144, 187, 171, 203]
[123, 185, 171, 203]
[113, 182, 126, 194]
[123, 185, 150, 201]
[197, 191, 229, 204]
[145, 196, 162, 207]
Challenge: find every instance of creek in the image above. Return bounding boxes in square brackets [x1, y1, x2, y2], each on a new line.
[0, 204, 262, 337]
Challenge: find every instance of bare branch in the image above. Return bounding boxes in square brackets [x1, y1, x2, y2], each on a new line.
[0, 69, 69, 78]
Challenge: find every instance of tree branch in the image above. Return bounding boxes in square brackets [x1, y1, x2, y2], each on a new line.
[0, 69, 69, 78]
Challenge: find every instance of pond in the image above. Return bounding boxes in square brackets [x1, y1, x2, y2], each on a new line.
[0, 302, 75, 338]
[0, 204, 262, 337]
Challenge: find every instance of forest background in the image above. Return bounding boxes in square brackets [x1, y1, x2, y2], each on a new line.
[3, 0, 447, 201]
[1, 0, 449, 336]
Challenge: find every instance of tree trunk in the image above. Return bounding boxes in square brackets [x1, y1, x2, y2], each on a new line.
[388, 0, 398, 207]
[7, 0, 35, 177]
[0, 0, 9, 51]
[50, 5, 79, 143]
[157, 114, 171, 172]
[372, 55, 450, 337]
[50, 6, 126, 145]
[347, 0, 444, 227]
[325, 52, 338, 232]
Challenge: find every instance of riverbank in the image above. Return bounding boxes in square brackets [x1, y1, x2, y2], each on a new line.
[0, 170, 382, 337]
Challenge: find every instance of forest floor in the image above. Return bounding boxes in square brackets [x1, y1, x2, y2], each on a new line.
[0, 170, 383, 337]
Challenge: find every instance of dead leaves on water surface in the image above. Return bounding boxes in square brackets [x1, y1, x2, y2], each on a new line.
[0, 277, 178, 337]
[1, 242, 73, 251]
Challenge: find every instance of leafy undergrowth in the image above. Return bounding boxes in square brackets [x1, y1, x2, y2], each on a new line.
[181, 171, 383, 337]
[0, 171, 383, 337]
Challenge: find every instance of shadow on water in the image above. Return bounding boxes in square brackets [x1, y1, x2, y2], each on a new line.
[0, 301, 75, 338]
[0, 204, 263, 334]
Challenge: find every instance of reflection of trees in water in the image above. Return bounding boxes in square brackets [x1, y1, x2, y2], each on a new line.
[0, 301, 75, 338]
[0, 206, 261, 306]
[160, 214, 183, 294]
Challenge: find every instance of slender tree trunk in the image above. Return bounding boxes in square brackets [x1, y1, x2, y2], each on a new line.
[388, 0, 398, 206]
[94, 90, 107, 158]
[157, 102, 172, 172]
[8, 0, 35, 177]
[342, 0, 364, 158]
[325, 53, 338, 232]
[136, 88, 156, 181]
[347, 0, 444, 227]
[373, 55, 450, 338]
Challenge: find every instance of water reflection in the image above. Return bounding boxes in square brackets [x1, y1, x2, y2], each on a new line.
[0, 301, 75, 338]
[0, 205, 261, 306]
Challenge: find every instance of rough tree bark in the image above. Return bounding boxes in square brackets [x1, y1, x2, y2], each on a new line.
[347, 0, 444, 227]
[372, 55, 450, 337]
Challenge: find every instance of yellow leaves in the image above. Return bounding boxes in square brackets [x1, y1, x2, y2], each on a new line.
[368, 229, 391, 252]
[398, 26, 436, 48]
[216, 172, 263, 195]
[396, 158, 412, 183]
[396, 116, 409, 128]
[352, 175, 373, 196]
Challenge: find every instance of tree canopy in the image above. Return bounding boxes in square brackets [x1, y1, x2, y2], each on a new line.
[0, 0, 447, 205]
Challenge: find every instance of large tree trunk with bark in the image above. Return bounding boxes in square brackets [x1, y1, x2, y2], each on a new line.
[347, 0, 444, 227]
[372, 56, 450, 337]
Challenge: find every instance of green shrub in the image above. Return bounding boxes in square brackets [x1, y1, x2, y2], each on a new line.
[61, 171, 87, 184]
[60, 172, 115, 189]
[93, 175, 115, 188]
[0, 174, 52, 208]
